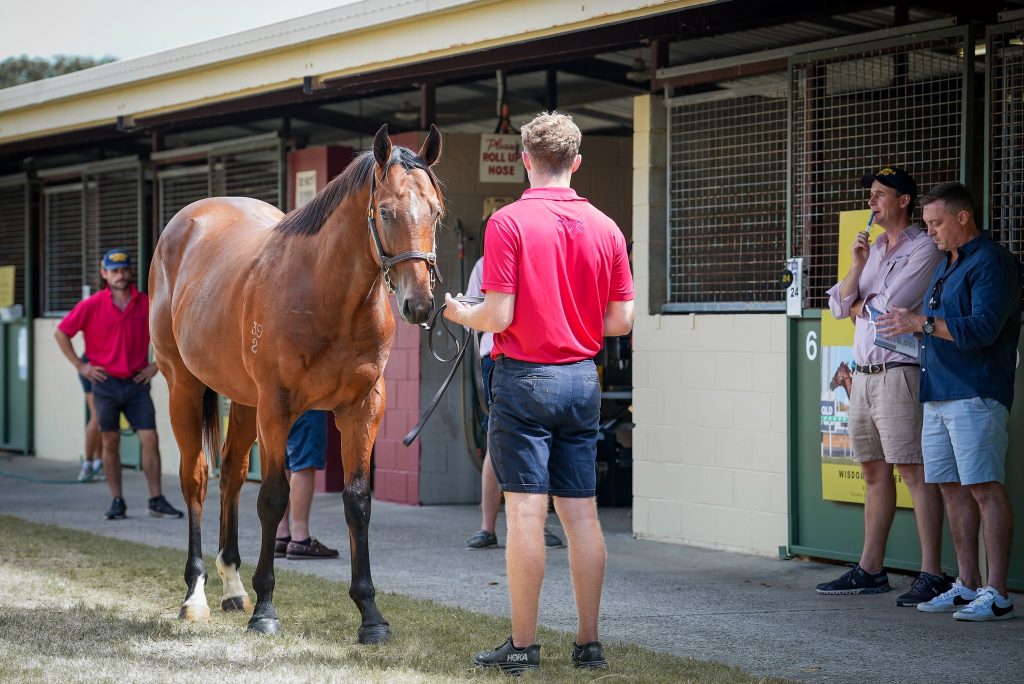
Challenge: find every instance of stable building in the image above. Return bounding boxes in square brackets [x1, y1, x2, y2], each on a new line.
[0, 0, 1022, 587]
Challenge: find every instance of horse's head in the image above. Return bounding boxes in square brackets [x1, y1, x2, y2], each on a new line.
[369, 124, 443, 325]
[829, 361, 850, 392]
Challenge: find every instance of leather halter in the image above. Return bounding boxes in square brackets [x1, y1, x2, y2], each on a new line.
[367, 160, 442, 294]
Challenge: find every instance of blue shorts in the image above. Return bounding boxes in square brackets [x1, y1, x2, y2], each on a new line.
[480, 354, 495, 433]
[92, 376, 157, 432]
[922, 397, 1009, 485]
[286, 410, 327, 471]
[78, 354, 92, 393]
[487, 356, 600, 498]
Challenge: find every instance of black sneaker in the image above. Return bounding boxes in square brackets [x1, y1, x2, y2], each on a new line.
[815, 564, 890, 595]
[104, 496, 127, 520]
[896, 572, 952, 607]
[473, 636, 540, 674]
[571, 641, 607, 669]
[148, 495, 184, 518]
[466, 530, 498, 549]
[543, 527, 564, 548]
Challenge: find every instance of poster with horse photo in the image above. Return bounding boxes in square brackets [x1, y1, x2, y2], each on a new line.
[819, 209, 913, 508]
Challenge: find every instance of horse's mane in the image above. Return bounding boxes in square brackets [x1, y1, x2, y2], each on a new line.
[274, 146, 440, 236]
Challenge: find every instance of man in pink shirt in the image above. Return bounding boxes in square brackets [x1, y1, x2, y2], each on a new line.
[819, 168, 947, 605]
[445, 112, 634, 674]
[55, 248, 182, 521]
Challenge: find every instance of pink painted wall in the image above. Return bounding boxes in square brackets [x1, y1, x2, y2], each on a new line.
[373, 300, 422, 504]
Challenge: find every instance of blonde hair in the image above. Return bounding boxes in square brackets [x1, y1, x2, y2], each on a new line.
[520, 111, 581, 175]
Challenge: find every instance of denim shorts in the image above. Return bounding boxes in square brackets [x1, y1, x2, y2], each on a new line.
[92, 376, 157, 432]
[78, 354, 92, 393]
[487, 356, 601, 498]
[286, 410, 327, 471]
[922, 397, 1009, 485]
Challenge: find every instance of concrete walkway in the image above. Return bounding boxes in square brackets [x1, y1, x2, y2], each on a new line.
[1, 453, 1021, 683]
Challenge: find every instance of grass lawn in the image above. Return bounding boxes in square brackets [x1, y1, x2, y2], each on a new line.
[0, 515, 788, 683]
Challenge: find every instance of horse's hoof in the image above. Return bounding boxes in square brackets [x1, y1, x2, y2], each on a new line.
[358, 623, 392, 644]
[178, 604, 211, 621]
[221, 595, 252, 612]
[247, 617, 283, 635]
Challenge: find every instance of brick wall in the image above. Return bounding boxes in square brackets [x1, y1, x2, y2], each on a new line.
[373, 302, 422, 504]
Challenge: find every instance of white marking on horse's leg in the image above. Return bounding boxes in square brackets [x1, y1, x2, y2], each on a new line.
[178, 574, 211, 621]
[216, 551, 252, 612]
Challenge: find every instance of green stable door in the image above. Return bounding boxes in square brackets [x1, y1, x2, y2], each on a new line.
[788, 314, 1024, 591]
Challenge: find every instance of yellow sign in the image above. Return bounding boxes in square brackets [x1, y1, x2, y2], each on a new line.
[821, 464, 914, 508]
[821, 209, 883, 347]
[0, 265, 14, 308]
[820, 209, 912, 509]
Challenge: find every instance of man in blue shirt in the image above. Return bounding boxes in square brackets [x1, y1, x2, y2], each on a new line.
[879, 182, 1022, 621]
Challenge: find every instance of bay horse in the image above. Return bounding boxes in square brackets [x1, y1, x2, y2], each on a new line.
[149, 125, 442, 641]
[829, 361, 853, 401]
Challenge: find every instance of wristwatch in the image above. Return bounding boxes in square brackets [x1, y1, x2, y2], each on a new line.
[922, 316, 935, 336]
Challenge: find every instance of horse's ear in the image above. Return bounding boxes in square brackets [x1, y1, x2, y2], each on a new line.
[418, 124, 442, 166]
[373, 124, 392, 168]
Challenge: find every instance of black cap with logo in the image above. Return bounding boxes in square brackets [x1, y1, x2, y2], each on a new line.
[859, 166, 917, 200]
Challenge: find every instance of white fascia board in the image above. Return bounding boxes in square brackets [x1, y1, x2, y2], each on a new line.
[0, 0, 707, 144]
[0, 0, 474, 112]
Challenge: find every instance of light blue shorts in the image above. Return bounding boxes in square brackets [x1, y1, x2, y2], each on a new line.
[922, 398, 1009, 485]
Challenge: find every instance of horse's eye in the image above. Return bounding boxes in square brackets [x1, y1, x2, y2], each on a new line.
[379, 207, 389, 221]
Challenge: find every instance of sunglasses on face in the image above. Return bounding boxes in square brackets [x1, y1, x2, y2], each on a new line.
[928, 277, 944, 310]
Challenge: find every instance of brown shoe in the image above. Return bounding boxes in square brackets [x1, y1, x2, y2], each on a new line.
[274, 537, 290, 559]
[286, 537, 339, 560]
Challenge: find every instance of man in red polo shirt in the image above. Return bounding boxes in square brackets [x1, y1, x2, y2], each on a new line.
[445, 112, 634, 674]
[55, 248, 182, 521]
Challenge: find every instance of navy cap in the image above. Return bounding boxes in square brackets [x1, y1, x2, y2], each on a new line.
[102, 248, 132, 270]
[860, 166, 917, 199]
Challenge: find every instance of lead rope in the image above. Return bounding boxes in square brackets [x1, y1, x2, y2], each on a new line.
[403, 295, 484, 446]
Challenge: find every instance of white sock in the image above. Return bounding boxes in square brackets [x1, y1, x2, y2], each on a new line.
[91, 460, 102, 470]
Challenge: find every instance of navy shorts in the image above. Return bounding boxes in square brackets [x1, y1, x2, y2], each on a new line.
[480, 354, 495, 432]
[92, 376, 157, 432]
[286, 410, 327, 471]
[78, 354, 92, 393]
[487, 356, 600, 498]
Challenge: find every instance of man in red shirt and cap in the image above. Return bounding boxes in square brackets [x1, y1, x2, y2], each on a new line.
[55, 248, 183, 521]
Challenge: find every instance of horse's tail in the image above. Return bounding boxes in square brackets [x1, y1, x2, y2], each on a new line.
[201, 387, 221, 470]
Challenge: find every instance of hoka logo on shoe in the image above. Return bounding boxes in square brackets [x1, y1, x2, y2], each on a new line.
[506, 653, 529, 663]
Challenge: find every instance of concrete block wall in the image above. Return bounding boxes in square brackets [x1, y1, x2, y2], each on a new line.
[631, 95, 789, 556]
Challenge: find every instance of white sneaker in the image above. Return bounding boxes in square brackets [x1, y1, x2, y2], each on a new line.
[917, 577, 978, 613]
[76, 464, 94, 482]
[953, 587, 1015, 622]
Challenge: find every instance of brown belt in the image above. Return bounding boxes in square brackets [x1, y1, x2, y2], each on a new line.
[853, 361, 919, 375]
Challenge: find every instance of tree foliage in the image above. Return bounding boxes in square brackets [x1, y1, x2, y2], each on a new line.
[0, 54, 118, 89]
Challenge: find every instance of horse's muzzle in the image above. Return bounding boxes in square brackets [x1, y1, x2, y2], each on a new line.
[400, 296, 433, 325]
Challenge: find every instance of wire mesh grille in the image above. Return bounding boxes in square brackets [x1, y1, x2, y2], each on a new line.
[158, 167, 209, 232]
[44, 187, 84, 314]
[211, 147, 281, 209]
[0, 182, 27, 308]
[667, 86, 788, 309]
[989, 26, 1024, 263]
[791, 33, 965, 309]
[84, 167, 141, 295]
